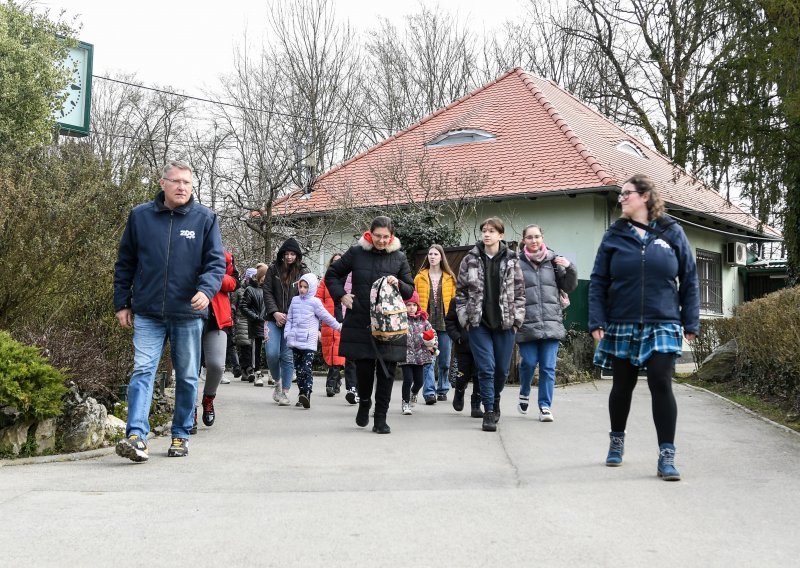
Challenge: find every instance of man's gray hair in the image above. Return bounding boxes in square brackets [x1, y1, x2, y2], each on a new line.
[161, 160, 192, 178]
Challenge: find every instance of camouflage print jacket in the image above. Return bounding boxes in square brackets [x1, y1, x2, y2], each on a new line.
[455, 242, 525, 331]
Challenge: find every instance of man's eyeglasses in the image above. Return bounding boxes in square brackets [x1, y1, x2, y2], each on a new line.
[618, 190, 642, 200]
[163, 177, 192, 187]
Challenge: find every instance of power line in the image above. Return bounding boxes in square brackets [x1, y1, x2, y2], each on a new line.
[92, 74, 391, 131]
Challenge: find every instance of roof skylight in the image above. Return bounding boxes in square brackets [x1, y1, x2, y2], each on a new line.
[616, 140, 646, 158]
[426, 129, 496, 148]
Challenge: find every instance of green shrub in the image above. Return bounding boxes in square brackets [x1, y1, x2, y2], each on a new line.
[0, 330, 67, 420]
[731, 285, 800, 412]
[691, 317, 737, 365]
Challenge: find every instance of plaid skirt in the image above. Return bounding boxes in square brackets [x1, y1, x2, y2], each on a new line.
[593, 322, 683, 370]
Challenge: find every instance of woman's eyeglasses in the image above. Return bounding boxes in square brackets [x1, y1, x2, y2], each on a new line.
[618, 190, 642, 200]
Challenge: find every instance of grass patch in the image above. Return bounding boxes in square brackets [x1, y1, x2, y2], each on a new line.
[677, 375, 800, 433]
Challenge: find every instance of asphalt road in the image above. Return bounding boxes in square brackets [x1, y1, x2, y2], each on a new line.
[1, 373, 798, 567]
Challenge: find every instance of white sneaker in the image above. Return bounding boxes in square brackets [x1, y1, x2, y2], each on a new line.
[278, 392, 291, 406]
[539, 407, 554, 422]
[267, 375, 275, 386]
[254, 376, 264, 387]
[410, 394, 417, 407]
[402, 402, 413, 415]
[517, 397, 529, 415]
[272, 385, 281, 403]
[220, 375, 231, 384]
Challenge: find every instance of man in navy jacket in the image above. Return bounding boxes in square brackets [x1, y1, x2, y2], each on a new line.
[113, 160, 225, 462]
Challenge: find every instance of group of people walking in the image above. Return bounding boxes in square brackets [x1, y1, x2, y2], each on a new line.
[113, 161, 699, 482]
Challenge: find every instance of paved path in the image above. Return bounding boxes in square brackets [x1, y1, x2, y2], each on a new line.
[1, 374, 798, 567]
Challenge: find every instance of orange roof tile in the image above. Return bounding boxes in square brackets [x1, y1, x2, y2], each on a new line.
[280, 68, 780, 238]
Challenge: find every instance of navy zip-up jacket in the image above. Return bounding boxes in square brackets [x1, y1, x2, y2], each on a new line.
[113, 191, 225, 319]
[588, 215, 700, 334]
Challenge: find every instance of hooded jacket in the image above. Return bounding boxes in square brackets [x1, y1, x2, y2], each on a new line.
[114, 191, 225, 319]
[325, 232, 414, 362]
[208, 251, 238, 330]
[455, 241, 525, 331]
[284, 273, 341, 352]
[241, 278, 266, 339]
[315, 278, 345, 367]
[402, 291, 435, 366]
[263, 237, 310, 321]
[516, 249, 578, 342]
[588, 215, 700, 333]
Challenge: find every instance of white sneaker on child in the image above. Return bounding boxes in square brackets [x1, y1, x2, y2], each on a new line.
[402, 402, 413, 415]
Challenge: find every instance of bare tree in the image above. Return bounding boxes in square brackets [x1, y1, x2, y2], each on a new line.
[360, 6, 480, 143]
[269, 0, 367, 174]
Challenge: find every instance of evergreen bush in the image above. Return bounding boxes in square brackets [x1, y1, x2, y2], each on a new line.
[732, 285, 800, 412]
[0, 330, 67, 421]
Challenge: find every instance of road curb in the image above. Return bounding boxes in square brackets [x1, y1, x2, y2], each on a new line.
[683, 382, 800, 437]
[0, 431, 160, 468]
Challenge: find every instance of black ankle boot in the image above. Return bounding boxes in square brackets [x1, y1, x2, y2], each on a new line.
[470, 394, 484, 418]
[493, 397, 501, 423]
[356, 400, 371, 427]
[372, 413, 391, 434]
[452, 388, 465, 412]
[482, 411, 496, 431]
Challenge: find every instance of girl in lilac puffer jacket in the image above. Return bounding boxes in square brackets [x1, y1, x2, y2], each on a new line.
[285, 273, 341, 408]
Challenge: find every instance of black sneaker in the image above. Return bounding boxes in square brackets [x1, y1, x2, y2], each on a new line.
[425, 395, 437, 405]
[437, 393, 447, 402]
[345, 389, 358, 405]
[201, 395, 215, 427]
[115, 435, 149, 462]
[232, 366, 242, 378]
[167, 437, 189, 457]
[189, 408, 198, 435]
[299, 393, 311, 409]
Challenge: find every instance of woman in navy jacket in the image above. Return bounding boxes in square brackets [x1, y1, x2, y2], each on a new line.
[589, 174, 699, 481]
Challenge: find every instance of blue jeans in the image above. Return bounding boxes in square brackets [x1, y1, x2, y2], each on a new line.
[467, 325, 516, 412]
[518, 339, 560, 409]
[422, 330, 452, 397]
[265, 321, 294, 390]
[127, 315, 204, 439]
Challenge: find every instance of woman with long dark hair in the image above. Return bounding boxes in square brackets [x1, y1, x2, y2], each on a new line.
[263, 238, 310, 405]
[325, 216, 414, 434]
[589, 174, 699, 480]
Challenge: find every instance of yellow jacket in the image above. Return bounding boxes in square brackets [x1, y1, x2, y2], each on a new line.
[414, 268, 456, 314]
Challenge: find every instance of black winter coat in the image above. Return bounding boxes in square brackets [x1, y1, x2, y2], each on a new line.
[263, 238, 310, 321]
[325, 234, 414, 362]
[445, 298, 471, 355]
[241, 280, 266, 339]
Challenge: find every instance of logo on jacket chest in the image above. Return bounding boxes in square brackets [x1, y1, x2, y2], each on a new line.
[179, 229, 196, 240]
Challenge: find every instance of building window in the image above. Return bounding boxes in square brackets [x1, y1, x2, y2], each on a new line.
[696, 249, 722, 313]
[426, 129, 496, 148]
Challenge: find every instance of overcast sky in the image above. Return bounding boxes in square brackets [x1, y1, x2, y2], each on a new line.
[40, 0, 528, 94]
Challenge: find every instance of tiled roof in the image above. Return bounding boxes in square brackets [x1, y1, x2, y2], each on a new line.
[280, 68, 780, 238]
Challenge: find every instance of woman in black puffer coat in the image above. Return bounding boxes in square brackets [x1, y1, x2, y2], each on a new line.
[325, 216, 414, 434]
[241, 264, 268, 383]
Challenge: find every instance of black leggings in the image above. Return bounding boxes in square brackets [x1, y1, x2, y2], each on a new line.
[609, 352, 677, 444]
[356, 359, 396, 417]
[401, 365, 424, 402]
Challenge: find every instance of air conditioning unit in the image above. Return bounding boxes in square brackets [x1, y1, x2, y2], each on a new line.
[725, 242, 747, 266]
